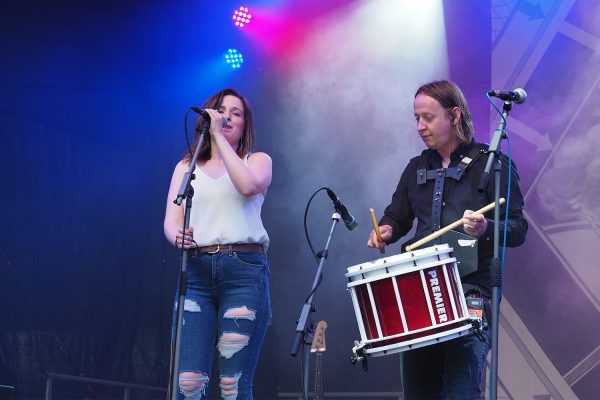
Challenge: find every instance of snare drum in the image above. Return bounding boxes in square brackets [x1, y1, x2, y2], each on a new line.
[346, 243, 473, 358]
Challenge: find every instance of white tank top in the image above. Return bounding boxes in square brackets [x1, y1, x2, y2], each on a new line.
[187, 156, 270, 251]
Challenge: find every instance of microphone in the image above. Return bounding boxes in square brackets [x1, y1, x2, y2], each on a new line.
[326, 189, 358, 231]
[191, 107, 229, 127]
[487, 88, 527, 104]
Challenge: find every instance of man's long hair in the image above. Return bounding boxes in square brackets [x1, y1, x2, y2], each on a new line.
[415, 80, 474, 145]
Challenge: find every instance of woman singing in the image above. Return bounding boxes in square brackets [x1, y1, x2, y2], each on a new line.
[164, 88, 272, 399]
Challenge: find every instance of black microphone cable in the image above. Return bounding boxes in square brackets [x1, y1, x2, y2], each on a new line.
[302, 186, 356, 302]
[303, 187, 329, 263]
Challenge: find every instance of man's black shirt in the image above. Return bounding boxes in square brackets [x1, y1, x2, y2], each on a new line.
[379, 141, 528, 295]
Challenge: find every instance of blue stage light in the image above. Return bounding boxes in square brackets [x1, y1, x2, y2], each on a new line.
[224, 49, 244, 69]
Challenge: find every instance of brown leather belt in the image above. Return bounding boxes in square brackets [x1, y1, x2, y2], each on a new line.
[197, 243, 264, 254]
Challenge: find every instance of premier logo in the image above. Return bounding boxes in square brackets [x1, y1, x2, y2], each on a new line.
[427, 269, 448, 323]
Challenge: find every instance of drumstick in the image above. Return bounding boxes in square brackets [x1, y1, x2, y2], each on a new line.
[405, 198, 506, 252]
[369, 208, 385, 254]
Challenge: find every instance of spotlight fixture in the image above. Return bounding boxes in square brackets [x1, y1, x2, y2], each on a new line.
[224, 49, 244, 69]
[232, 6, 252, 28]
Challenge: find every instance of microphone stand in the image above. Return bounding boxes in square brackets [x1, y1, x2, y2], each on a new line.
[290, 212, 341, 400]
[168, 122, 209, 400]
[478, 100, 512, 400]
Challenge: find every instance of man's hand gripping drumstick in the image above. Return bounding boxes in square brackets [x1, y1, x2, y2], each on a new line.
[405, 198, 505, 252]
[367, 208, 391, 253]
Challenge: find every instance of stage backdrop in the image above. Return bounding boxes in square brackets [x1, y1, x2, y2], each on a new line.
[1, 0, 598, 399]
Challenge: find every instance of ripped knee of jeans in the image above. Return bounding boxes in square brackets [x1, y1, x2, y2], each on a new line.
[179, 371, 209, 399]
[220, 372, 242, 400]
[183, 299, 201, 312]
[223, 306, 256, 325]
[218, 332, 250, 359]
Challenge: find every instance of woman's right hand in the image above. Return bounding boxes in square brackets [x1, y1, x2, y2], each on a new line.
[203, 108, 227, 140]
[175, 227, 195, 249]
[367, 224, 392, 250]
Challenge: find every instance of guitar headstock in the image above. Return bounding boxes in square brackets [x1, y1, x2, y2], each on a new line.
[310, 320, 328, 353]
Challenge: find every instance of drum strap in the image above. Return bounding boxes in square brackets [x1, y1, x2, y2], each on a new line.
[417, 146, 484, 239]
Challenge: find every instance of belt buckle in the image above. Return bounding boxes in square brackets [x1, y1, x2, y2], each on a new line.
[207, 245, 221, 254]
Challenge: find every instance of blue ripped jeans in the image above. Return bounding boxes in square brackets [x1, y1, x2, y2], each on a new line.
[175, 251, 270, 400]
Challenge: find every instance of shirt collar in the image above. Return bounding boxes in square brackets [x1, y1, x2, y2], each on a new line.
[450, 141, 475, 163]
[427, 141, 475, 166]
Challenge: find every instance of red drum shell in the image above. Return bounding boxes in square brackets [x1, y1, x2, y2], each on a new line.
[346, 244, 472, 357]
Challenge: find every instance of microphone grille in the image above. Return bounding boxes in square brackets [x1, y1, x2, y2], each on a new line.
[514, 88, 527, 104]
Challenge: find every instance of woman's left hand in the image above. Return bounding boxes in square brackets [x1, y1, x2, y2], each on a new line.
[175, 227, 196, 249]
[462, 210, 488, 237]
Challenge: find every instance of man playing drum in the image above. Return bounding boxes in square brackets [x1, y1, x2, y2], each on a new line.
[367, 80, 528, 399]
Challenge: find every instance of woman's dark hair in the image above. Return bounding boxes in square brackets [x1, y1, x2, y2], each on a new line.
[184, 88, 255, 165]
[415, 80, 474, 145]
